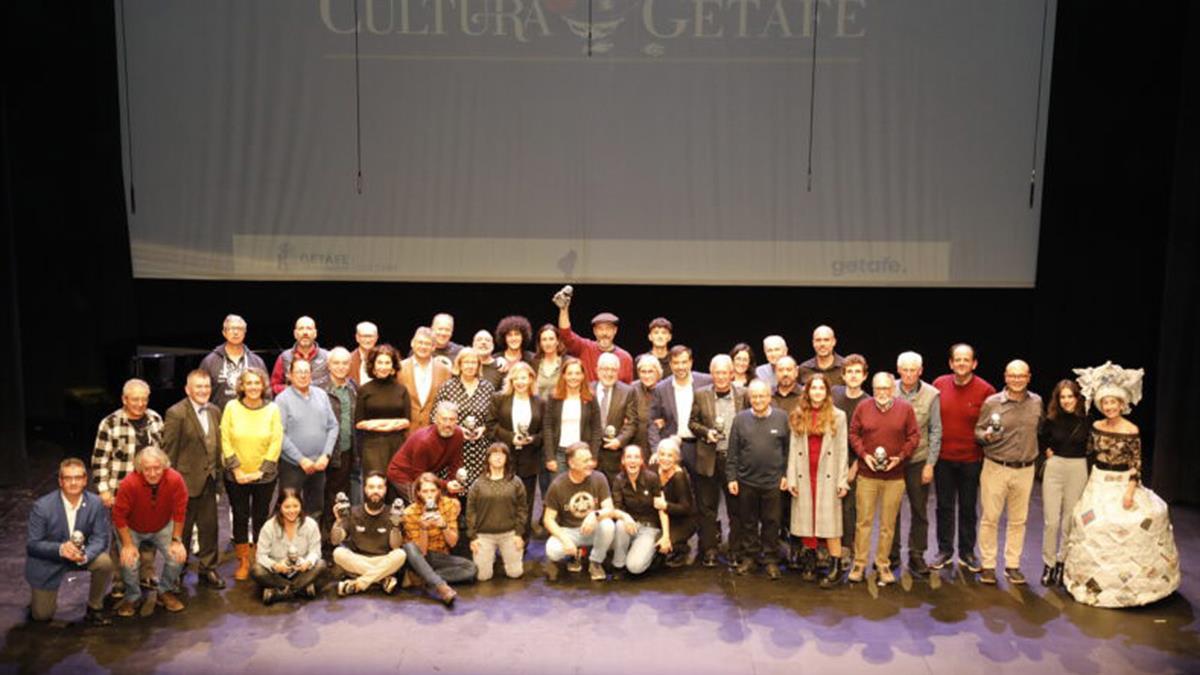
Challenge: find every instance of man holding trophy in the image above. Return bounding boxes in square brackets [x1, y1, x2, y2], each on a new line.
[847, 373, 920, 585]
[553, 285, 634, 384]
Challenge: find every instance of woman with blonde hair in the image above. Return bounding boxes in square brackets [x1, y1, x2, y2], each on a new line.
[220, 367, 282, 581]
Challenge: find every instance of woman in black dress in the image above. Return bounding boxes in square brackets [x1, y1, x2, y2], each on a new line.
[354, 344, 411, 476]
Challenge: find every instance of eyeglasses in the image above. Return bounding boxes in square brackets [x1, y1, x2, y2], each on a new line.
[60, 475, 87, 482]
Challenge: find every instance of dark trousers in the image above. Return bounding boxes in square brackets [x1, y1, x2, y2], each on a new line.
[841, 473, 857, 553]
[695, 455, 739, 555]
[519, 474, 537, 536]
[183, 475, 220, 571]
[891, 461, 931, 563]
[322, 452, 353, 538]
[226, 479, 276, 544]
[670, 516, 698, 550]
[280, 461, 327, 520]
[935, 459, 981, 558]
[402, 544, 478, 586]
[738, 483, 782, 565]
[250, 560, 326, 591]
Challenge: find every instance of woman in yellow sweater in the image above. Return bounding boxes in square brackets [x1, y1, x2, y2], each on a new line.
[221, 368, 282, 580]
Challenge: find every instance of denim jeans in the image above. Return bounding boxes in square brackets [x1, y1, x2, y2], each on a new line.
[613, 522, 661, 574]
[120, 521, 184, 603]
[402, 543, 478, 586]
[545, 520, 616, 564]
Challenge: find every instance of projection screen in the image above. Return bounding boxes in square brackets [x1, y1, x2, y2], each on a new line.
[116, 0, 1055, 287]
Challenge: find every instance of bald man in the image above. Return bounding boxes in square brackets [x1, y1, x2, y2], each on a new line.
[271, 315, 331, 394]
[973, 360, 1043, 586]
[798, 325, 845, 387]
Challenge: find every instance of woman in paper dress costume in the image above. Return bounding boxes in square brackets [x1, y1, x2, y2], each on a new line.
[1062, 361, 1180, 607]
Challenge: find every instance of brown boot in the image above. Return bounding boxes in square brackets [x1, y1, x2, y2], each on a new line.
[234, 543, 251, 581]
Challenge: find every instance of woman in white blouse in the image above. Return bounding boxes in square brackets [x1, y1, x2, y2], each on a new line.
[491, 361, 545, 534]
[542, 357, 601, 477]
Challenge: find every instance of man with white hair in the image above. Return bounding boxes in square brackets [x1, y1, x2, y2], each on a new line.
[755, 335, 788, 390]
[112, 447, 189, 617]
[323, 347, 359, 536]
[888, 351, 942, 577]
[726, 380, 790, 579]
[593, 352, 637, 486]
[199, 314, 268, 410]
[348, 321, 379, 385]
[974, 359, 1042, 585]
[92, 378, 162, 598]
[799, 325, 845, 387]
[276, 359, 339, 520]
[848, 372, 919, 585]
[689, 353, 748, 566]
[271, 315, 331, 394]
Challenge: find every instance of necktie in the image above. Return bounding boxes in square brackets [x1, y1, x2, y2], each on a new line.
[600, 386, 611, 421]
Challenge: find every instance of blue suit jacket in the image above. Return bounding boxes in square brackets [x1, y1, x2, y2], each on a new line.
[25, 489, 111, 590]
[647, 372, 714, 450]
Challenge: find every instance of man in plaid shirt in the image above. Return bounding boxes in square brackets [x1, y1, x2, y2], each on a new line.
[91, 378, 164, 597]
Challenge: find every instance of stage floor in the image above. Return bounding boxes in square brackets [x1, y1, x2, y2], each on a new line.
[1, 473, 1197, 675]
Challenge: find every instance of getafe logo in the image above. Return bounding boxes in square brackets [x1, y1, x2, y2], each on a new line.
[319, 0, 867, 57]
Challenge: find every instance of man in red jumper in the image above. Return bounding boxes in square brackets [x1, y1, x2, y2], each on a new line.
[930, 343, 996, 573]
[388, 401, 466, 501]
[848, 372, 919, 586]
[112, 446, 189, 617]
[554, 286, 634, 384]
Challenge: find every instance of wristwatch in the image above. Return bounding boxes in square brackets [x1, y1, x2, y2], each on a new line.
[172, 536, 183, 544]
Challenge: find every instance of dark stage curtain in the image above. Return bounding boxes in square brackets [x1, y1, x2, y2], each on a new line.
[1151, 2, 1200, 504]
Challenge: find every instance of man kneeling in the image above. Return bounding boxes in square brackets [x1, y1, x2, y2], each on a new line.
[542, 443, 616, 581]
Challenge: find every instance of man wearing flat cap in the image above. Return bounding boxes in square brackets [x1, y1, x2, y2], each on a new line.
[554, 287, 634, 384]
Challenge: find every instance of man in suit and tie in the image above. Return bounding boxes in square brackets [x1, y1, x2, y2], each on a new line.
[398, 327, 452, 431]
[648, 346, 714, 462]
[162, 369, 226, 589]
[592, 352, 637, 486]
[25, 458, 114, 626]
[688, 354, 748, 567]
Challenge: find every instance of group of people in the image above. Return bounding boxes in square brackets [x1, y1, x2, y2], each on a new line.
[24, 287, 1180, 626]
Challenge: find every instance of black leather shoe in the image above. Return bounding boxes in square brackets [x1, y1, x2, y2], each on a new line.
[908, 556, 930, 577]
[960, 554, 982, 573]
[800, 549, 817, 582]
[84, 607, 112, 627]
[1054, 562, 1065, 587]
[701, 551, 718, 568]
[200, 569, 226, 589]
[1040, 564, 1054, 586]
[930, 552, 953, 570]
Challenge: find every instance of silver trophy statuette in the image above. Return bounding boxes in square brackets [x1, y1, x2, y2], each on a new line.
[390, 497, 406, 523]
[423, 497, 440, 520]
[456, 467, 469, 484]
[286, 545, 299, 566]
[516, 422, 531, 444]
[552, 284, 574, 309]
[873, 446, 889, 472]
[70, 530, 86, 550]
[335, 491, 351, 518]
[604, 424, 617, 441]
[713, 415, 726, 441]
[989, 412, 1003, 435]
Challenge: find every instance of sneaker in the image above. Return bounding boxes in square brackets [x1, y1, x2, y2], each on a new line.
[979, 568, 997, 585]
[115, 600, 137, 618]
[589, 562, 607, 581]
[433, 584, 457, 606]
[930, 552, 953, 570]
[961, 554, 983, 573]
[542, 560, 560, 582]
[158, 592, 185, 613]
[1004, 567, 1027, 585]
[108, 583, 126, 602]
[84, 607, 112, 627]
[337, 579, 360, 597]
[847, 563, 865, 583]
[766, 563, 782, 580]
[381, 576, 399, 595]
[877, 565, 896, 586]
[566, 557, 583, 573]
[262, 588, 278, 605]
